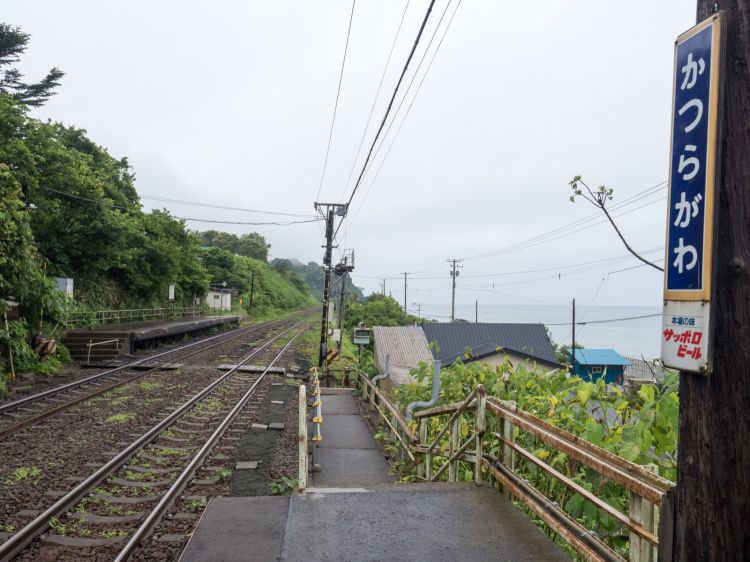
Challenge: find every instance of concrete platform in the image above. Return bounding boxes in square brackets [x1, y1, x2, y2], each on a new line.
[62, 316, 240, 361]
[180, 484, 570, 562]
[312, 389, 395, 487]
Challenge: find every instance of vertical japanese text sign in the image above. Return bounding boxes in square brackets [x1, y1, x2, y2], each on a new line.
[661, 13, 725, 374]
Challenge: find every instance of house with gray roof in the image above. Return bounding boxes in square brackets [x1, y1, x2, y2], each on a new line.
[422, 323, 561, 370]
[372, 323, 562, 391]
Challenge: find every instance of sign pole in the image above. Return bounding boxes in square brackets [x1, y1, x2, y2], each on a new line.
[672, 3, 750, 560]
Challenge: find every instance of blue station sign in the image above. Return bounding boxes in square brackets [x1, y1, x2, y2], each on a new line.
[664, 13, 723, 300]
[661, 13, 725, 374]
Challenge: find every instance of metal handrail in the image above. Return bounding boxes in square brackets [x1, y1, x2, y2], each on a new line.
[355, 378, 674, 562]
[66, 305, 205, 325]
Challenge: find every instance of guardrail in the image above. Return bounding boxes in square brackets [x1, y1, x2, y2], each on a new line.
[66, 305, 206, 326]
[356, 372, 675, 562]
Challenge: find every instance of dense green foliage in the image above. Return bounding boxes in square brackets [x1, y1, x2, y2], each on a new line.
[345, 294, 419, 330]
[394, 359, 678, 557]
[196, 230, 270, 262]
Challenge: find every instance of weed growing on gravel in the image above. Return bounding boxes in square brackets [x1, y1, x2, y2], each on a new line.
[48, 517, 67, 535]
[139, 382, 162, 392]
[124, 471, 145, 482]
[3, 466, 42, 487]
[110, 396, 131, 406]
[46, 460, 63, 469]
[269, 477, 298, 496]
[143, 397, 163, 406]
[1, 524, 16, 533]
[105, 412, 136, 423]
[216, 469, 232, 483]
[160, 429, 176, 438]
[153, 447, 191, 457]
[185, 499, 207, 512]
[98, 529, 128, 538]
[194, 397, 222, 414]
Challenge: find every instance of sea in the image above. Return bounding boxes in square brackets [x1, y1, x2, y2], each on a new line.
[418, 304, 662, 359]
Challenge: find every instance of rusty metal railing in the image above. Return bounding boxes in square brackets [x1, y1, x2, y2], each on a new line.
[356, 374, 675, 562]
[85, 338, 120, 364]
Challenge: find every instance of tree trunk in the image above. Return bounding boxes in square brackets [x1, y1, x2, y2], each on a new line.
[675, 2, 750, 560]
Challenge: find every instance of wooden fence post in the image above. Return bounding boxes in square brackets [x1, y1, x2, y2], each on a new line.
[629, 463, 659, 562]
[475, 387, 486, 486]
[449, 418, 460, 482]
[502, 400, 516, 499]
[418, 419, 428, 480]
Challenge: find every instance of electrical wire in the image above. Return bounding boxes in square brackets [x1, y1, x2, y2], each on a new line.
[315, 0, 357, 202]
[339, 0, 411, 200]
[347, 0, 463, 232]
[36, 187, 322, 226]
[139, 195, 315, 218]
[343, 0, 438, 210]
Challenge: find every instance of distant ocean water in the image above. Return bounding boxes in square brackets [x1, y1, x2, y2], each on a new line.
[418, 304, 662, 359]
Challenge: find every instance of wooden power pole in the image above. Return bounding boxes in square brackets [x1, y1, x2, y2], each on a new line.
[674, 2, 750, 560]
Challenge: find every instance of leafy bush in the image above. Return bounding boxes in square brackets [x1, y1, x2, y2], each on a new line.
[394, 358, 678, 555]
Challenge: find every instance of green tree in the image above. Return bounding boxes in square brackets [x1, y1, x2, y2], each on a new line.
[345, 294, 419, 330]
[195, 230, 270, 261]
[0, 23, 64, 107]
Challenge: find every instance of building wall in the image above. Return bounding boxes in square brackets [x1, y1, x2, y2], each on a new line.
[206, 291, 231, 311]
[574, 364, 624, 384]
[473, 351, 557, 372]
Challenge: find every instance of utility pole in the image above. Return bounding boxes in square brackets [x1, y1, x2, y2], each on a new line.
[414, 302, 422, 323]
[673, 3, 750, 560]
[448, 259, 463, 322]
[571, 298, 576, 374]
[475, 300, 478, 323]
[381, 278, 386, 296]
[401, 272, 408, 319]
[314, 202, 348, 367]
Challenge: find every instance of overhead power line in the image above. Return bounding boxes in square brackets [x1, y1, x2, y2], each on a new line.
[140, 195, 315, 218]
[316, 0, 357, 202]
[36, 186, 322, 226]
[348, 0, 463, 230]
[340, 0, 412, 200]
[545, 312, 662, 326]
[344, 0, 438, 209]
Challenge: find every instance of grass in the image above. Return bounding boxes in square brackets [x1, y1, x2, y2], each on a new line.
[139, 382, 162, 392]
[110, 396, 131, 406]
[185, 499, 207, 512]
[105, 412, 136, 423]
[3, 466, 42, 487]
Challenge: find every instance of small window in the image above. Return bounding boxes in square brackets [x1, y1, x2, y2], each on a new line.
[591, 366, 603, 374]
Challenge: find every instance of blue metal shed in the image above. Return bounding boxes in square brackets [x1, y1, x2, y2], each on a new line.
[573, 349, 630, 384]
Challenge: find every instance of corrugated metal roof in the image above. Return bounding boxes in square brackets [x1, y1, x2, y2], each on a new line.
[421, 323, 559, 367]
[373, 326, 433, 370]
[575, 349, 630, 366]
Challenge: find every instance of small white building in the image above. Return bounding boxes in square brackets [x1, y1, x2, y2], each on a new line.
[206, 289, 232, 311]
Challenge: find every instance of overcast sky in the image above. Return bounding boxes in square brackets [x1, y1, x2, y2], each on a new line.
[7, 0, 696, 309]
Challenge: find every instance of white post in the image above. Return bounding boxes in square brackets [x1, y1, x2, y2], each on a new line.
[298, 384, 307, 491]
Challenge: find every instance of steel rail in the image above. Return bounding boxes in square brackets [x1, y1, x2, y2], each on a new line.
[0, 315, 301, 440]
[0, 313, 299, 415]
[114, 325, 308, 561]
[0, 320, 306, 562]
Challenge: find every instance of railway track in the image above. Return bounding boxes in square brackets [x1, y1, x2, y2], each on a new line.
[0, 313, 302, 440]
[0, 320, 310, 561]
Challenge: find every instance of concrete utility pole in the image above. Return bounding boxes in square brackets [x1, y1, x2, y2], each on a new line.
[475, 300, 478, 323]
[448, 258, 463, 322]
[381, 278, 386, 296]
[314, 202, 347, 367]
[414, 302, 422, 322]
[673, 3, 750, 560]
[401, 272, 408, 319]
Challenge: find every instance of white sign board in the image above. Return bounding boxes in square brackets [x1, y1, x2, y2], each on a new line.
[661, 301, 709, 373]
[168, 283, 176, 301]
